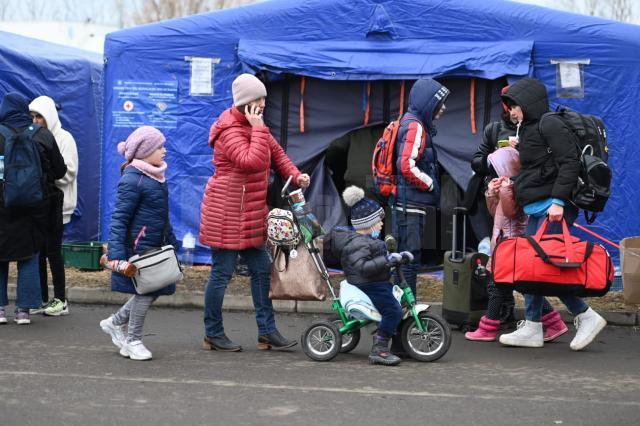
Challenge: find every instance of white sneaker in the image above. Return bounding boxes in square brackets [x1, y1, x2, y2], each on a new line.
[100, 316, 127, 349]
[119, 340, 152, 361]
[499, 320, 544, 348]
[570, 308, 607, 351]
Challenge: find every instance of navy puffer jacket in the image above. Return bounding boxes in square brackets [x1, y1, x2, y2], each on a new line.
[107, 166, 178, 296]
[327, 228, 390, 285]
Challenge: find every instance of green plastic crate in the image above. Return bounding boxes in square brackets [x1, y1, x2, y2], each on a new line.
[62, 241, 104, 270]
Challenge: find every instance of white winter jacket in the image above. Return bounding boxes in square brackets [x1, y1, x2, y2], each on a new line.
[29, 96, 78, 224]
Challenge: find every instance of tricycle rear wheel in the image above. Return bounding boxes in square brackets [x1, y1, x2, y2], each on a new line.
[329, 315, 361, 353]
[301, 320, 342, 362]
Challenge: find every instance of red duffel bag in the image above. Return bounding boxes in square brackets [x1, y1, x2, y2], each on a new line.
[492, 218, 613, 297]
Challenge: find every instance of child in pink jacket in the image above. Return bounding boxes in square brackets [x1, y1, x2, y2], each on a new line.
[465, 147, 567, 342]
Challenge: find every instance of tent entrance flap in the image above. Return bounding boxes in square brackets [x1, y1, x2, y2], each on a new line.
[238, 39, 533, 81]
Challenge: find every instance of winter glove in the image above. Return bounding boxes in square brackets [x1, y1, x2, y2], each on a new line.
[386, 253, 403, 266]
[399, 251, 414, 262]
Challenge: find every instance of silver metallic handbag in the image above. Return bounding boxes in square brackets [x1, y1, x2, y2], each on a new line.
[129, 245, 184, 294]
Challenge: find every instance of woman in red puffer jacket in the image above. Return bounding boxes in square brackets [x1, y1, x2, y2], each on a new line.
[200, 73, 310, 353]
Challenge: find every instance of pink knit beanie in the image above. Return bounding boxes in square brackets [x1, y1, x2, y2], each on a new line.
[232, 73, 267, 106]
[117, 126, 165, 161]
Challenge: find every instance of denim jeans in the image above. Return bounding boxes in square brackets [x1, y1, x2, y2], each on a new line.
[0, 255, 42, 310]
[524, 206, 588, 321]
[204, 246, 276, 338]
[393, 211, 423, 295]
[354, 282, 403, 338]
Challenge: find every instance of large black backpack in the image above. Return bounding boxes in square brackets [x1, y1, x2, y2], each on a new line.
[540, 107, 611, 224]
[0, 124, 46, 208]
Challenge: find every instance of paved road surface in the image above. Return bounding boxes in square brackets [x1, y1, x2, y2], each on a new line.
[1, 304, 639, 425]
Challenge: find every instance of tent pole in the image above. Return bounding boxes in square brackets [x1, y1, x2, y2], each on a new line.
[482, 79, 493, 131]
[280, 75, 290, 151]
[383, 81, 390, 123]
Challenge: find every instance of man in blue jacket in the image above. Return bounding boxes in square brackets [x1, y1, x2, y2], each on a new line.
[393, 79, 449, 295]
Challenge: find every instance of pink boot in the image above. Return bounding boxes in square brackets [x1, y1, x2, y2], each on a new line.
[542, 310, 569, 342]
[465, 316, 501, 341]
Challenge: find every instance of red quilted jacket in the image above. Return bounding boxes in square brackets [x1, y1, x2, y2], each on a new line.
[200, 107, 301, 250]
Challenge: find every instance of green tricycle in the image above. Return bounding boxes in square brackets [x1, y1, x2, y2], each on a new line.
[278, 177, 452, 362]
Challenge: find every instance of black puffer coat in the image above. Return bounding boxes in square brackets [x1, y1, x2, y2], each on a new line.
[327, 228, 390, 285]
[501, 78, 580, 206]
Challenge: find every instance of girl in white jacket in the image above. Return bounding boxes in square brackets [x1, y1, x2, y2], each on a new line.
[29, 95, 79, 317]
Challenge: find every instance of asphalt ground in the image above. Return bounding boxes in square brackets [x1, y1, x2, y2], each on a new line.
[1, 304, 639, 426]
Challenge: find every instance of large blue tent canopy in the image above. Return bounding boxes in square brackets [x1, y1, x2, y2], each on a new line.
[103, 0, 640, 264]
[0, 31, 103, 242]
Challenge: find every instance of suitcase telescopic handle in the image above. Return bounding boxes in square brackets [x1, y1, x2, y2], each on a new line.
[451, 207, 467, 262]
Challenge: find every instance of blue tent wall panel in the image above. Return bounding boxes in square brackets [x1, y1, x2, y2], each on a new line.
[0, 31, 103, 242]
[103, 0, 640, 264]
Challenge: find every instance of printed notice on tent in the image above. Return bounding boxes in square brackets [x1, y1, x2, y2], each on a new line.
[551, 59, 589, 99]
[112, 80, 178, 129]
[189, 57, 219, 96]
[559, 63, 581, 88]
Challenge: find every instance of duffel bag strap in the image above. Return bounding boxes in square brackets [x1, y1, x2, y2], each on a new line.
[532, 218, 578, 263]
[525, 236, 594, 269]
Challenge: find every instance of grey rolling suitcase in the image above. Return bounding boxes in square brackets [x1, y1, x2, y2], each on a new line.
[442, 207, 489, 331]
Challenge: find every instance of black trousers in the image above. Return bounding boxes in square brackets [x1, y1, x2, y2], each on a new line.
[39, 191, 65, 302]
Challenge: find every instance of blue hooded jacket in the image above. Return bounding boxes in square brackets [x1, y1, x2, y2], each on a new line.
[394, 79, 449, 207]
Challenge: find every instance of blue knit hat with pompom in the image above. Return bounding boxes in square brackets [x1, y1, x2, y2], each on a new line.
[342, 186, 384, 230]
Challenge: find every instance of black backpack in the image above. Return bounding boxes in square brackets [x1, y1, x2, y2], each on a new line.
[0, 124, 46, 208]
[540, 107, 611, 224]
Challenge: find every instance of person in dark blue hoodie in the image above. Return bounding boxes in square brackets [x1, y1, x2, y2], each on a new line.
[393, 79, 450, 295]
[0, 92, 66, 325]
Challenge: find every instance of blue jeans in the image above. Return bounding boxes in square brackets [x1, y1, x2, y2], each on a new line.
[0, 255, 42, 310]
[204, 246, 276, 338]
[524, 206, 588, 321]
[355, 282, 403, 338]
[394, 211, 423, 294]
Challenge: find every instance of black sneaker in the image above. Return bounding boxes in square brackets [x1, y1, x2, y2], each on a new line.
[202, 334, 243, 352]
[257, 330, 297, 351]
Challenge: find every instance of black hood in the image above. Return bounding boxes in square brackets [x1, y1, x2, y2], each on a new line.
[501, 78, 549, 123]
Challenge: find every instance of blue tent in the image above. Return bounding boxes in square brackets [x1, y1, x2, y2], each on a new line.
[0, 31, 103, 242]
[103, 0, 640, 264]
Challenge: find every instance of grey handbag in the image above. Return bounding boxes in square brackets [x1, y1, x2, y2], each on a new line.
[129, 245, 184, 294]
[127, 183, 183, 294]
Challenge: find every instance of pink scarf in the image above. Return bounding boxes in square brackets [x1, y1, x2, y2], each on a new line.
[131, 159, 167, 183]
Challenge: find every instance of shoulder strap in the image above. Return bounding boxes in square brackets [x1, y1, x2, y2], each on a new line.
[490, 121, 501, 148]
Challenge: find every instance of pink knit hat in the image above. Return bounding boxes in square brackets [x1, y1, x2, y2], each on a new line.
[232, 73, 267, 106]
[487, 147, 520, 178]
[117, 126, 165, 161]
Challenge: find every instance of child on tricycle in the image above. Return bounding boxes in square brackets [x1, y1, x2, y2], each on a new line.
[297, 186, 451, 364]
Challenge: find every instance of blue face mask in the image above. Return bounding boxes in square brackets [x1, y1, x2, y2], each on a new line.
[370, 229, 381, 239]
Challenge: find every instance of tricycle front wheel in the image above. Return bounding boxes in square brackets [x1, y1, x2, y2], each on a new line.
[401, 311, 451, 362]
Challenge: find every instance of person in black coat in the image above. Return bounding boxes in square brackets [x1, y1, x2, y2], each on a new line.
[497, 78, 606, 351]
[328, 186, 413, 366]
[0, 92, 66, 324]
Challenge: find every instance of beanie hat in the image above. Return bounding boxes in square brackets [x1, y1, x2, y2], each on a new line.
[343, 186, 384, 230]
[117, 126, 165, 161]
[488, 147, 520, 178]
[232, 73, 267, 106]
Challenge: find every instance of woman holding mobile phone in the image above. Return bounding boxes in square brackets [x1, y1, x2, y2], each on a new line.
[200, 73, 310, 353]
